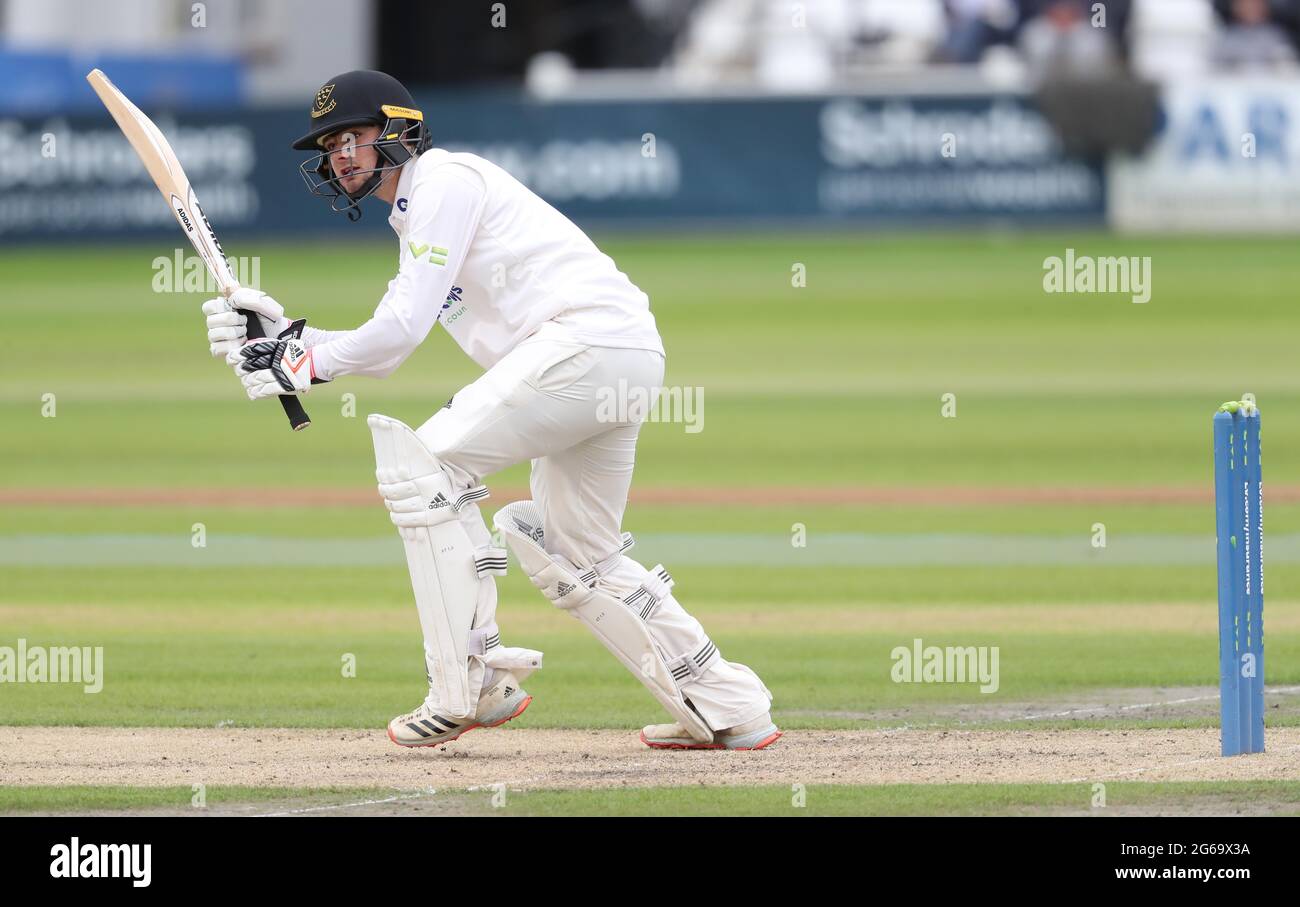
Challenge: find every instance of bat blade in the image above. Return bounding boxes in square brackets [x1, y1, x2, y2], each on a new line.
[86, 69, 310, 430]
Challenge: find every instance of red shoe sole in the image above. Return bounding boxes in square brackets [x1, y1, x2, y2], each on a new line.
[484, 694, 533, 728]
[388, 695, 533, 748]
[736, 730, 783, 750]
[639, 729, 783, 750]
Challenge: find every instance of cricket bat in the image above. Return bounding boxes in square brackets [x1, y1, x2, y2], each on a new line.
[86, 68, 310, 430]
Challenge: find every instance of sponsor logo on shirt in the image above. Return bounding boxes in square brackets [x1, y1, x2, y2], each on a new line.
[437, 287, 464, 324]
[407, 241, 449, 266]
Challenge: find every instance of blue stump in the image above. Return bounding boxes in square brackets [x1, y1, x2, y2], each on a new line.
[1212, 405, 1265, 756]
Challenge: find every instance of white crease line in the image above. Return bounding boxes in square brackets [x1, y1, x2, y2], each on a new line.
[465, 776, 541, 792]
[254, 787, 439, 817]
[1011, 686, 1300, 723]
[863, 685, 1300, 733]
[257, 777, 544, 815]
[1064, 742, 1300, 785]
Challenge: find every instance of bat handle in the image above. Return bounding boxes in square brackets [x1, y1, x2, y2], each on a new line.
[239, 306, 312, 431]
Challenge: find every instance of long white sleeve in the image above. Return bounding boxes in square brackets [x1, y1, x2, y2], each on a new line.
[310, 164, 487, 381]
[301, 325, 347, 346]
[300, 287, 405, 378]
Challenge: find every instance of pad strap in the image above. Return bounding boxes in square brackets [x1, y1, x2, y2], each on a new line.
[668, 639, 719, 684]
[467, 623, 502, 657]
[623, 564, 674, 620]
[577, 532, 636, 587]
[474, 546, 508, 578]
[380, 482, 489, 529]
[454, 485, 490, 511]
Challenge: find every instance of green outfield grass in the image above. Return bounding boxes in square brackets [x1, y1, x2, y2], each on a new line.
[3, 232, 1299, 813]
[5, 233, 1300, 488]
[3, 781, 1298, 817]
[0, 785, 380, 813]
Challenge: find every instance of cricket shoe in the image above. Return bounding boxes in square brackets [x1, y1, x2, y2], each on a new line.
[387, 671, 532, 747]
[640, 712, 782, 750]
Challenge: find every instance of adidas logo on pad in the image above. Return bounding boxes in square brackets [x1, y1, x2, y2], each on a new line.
[513, 516, 544, 543]
[555, 581, 575, 597]
[427, 493, 450, 509]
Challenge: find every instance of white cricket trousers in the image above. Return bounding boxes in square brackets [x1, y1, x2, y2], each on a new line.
[413, 322, 773, 731]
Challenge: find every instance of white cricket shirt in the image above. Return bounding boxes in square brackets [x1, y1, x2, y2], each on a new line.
[308, 149, 664, 380]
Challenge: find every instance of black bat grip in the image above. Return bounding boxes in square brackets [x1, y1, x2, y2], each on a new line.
[240, 308, 311, 431]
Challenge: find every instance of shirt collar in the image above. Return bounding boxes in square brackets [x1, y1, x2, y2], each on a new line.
[387, 160, 416, 234]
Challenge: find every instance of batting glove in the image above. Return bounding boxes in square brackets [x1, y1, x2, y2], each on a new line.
[236, 336, 316, 399]
[203, 288, 290, 358]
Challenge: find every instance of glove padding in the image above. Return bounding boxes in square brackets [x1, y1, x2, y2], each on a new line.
[202, 288, 289, 358]
[236, 336, 315, 399]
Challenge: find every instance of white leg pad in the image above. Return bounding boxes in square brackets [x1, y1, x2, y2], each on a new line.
[494, 500, 714, 743]
[607, 560, 772, 730]
[370, 414, 542, 720]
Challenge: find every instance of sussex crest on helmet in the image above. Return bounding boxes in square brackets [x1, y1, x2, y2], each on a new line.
[311, 83, 336, 118]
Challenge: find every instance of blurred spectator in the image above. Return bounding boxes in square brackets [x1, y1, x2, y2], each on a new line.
[1212, 0, 1300, 69]
[937, 0, 1019, 63]
[673, 0, 859, 90]
[672, 0, 762, 86]
[857, 0, 947, 66]
[1128, 0, 1217, 81]
[935, 0, 1135, 77]
[1017, 0, 1130, 80]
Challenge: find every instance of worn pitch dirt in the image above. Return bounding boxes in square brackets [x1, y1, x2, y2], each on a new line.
[2, 726, 1297, 790]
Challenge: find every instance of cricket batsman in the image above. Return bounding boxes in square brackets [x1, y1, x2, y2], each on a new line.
[203, 70, 780, 750]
